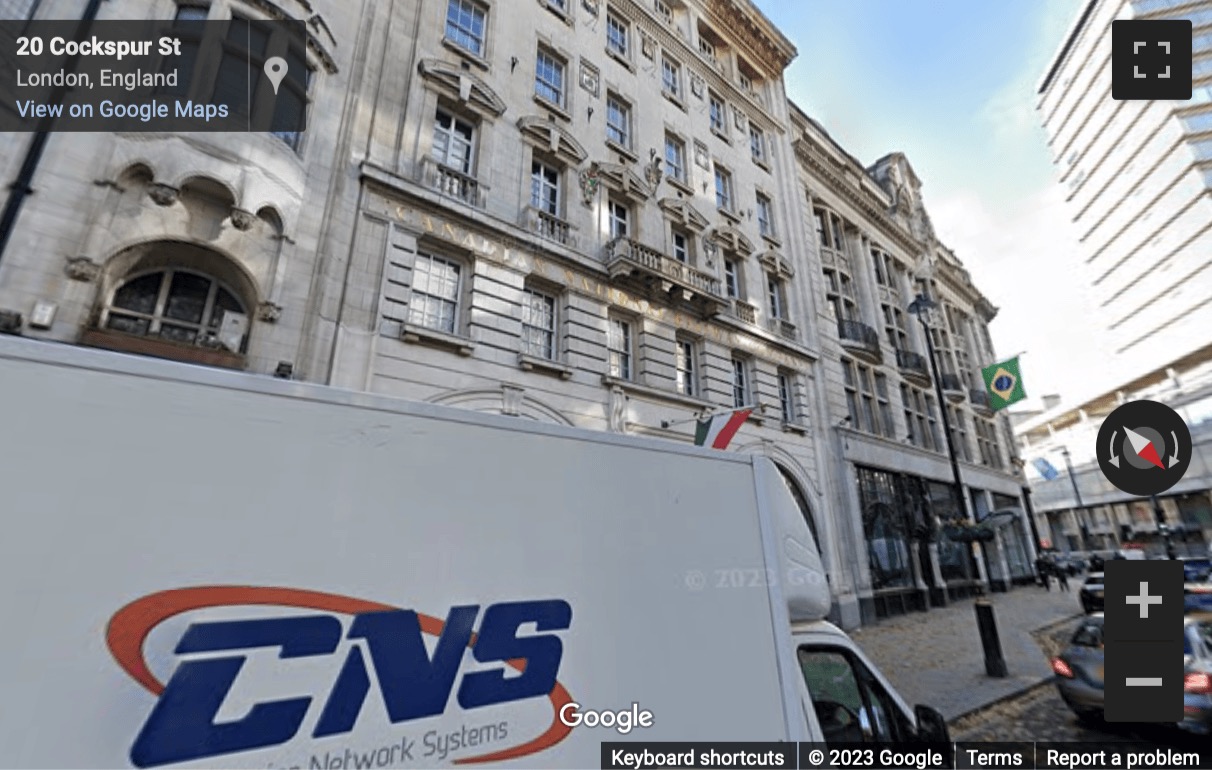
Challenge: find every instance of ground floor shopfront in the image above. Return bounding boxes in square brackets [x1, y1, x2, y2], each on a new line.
[851, 463, 1038, 624]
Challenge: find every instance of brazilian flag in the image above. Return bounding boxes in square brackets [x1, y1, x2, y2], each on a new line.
[981, 356, 1026, 411]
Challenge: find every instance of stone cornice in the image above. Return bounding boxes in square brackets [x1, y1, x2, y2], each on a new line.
[704, 0, 797, 74]
[932, 251, 996, 320]
[611, 1, 784, 135]
[796, 138, 919, 256]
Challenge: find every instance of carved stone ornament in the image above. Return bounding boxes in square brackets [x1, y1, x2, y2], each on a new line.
[230, 208, 255, 231]
[693, 141, 710, 170]
[148, 183, 178, 206]
[690, 74, 705, 99]
[65, 256, 101, 282]
[578, 162, 601, 207]
[640, 31, 655, 59]
[582, 0, 599, 15]
[910, 198, 936, 244]
[644, 154, 663, 188]
[734, 108, 747, 131]
[608, 385, 627, 432]
[257, 301, 282, 323]
[579, 60, 600, 97]
[501, 384, 525, 416]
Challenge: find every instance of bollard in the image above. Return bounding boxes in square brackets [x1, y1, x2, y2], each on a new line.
[974, 599, 1008, 678]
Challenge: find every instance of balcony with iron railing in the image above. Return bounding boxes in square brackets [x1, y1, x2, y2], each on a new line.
[895, 348, 931, 384]
[605, 237, 726, 316]
[940, 372, 966, 401]
[422, 158, 485, 208]
[837, 318, 881, 363]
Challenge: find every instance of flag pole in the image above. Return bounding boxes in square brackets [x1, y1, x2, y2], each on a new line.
[660, 403, 765, 429]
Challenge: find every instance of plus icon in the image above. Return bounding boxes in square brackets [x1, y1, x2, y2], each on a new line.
[1127, 581, 1163, 619]
[1112, 20, 1192, 100]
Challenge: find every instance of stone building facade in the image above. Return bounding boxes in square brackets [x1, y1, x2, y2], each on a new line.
[791, 109, 1035, 625]
[0, 0, 1030, 628]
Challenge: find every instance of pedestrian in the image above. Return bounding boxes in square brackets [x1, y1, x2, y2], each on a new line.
[1056, 566, 1070, 592]
[1037, 556, 1052, 591]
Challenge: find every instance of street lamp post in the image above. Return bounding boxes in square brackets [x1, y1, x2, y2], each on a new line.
[908, 293, 1007, 678]
[1059, 447, 1089, 552]
[907, 294, 973, 550]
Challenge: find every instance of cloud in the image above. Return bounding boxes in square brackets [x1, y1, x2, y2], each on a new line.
[930, 183, 1114, 407]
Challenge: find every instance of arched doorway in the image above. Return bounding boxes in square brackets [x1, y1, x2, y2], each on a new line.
[776, 464, 822, 553]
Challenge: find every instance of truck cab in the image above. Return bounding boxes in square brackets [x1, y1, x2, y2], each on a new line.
[794, 621, 948, 745]
[757, 457, 950, 748]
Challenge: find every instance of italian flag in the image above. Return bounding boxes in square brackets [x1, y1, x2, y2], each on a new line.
[694, 409, 752, 449]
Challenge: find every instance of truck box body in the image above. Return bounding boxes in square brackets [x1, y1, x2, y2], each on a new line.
[0, 337, 927, 769]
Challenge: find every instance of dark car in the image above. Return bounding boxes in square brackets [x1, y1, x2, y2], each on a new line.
[1080, 573, 1104, 613]
[1087, 550, 1113, 572]
[1059, 554, 1086, 576]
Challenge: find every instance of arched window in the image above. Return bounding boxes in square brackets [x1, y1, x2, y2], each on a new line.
[103, 269, 248, 350]
[777, 465, 821, 551]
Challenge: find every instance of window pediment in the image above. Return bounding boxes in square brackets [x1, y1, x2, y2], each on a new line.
[418, 59, 507, 117]
[710, 225, 754, 256]
[658, 197, 710, 231]
[759, 250, 793, 278]
[595, 162, 653, 201]
[517, 116, 588, 165]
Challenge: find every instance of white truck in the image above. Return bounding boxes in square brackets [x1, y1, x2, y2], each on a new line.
[0, 336, 949, 769]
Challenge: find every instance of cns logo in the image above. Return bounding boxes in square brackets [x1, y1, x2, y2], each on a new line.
[106, 586, 575, 768]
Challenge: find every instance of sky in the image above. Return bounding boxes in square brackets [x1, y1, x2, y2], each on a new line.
[754, 0, 1113, 409]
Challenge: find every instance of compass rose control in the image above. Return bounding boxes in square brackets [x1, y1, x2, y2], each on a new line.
[1096, 399, 1192, 497]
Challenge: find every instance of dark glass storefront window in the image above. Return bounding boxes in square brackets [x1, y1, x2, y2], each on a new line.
[857, 467, 932, 590]
[990, 492, 1031, 579]
[930, 481, 975, 581]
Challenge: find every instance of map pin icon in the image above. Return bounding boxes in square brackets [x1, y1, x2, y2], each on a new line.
[264, 57, 288, 95]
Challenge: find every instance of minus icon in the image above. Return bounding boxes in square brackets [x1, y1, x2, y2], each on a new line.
[1126, 677, 1163, 686]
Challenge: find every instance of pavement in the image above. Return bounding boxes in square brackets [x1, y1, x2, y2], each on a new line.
[849, 583, 1085, 721]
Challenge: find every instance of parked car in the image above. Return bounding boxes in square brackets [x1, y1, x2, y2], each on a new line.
[1059, 553, 1087, 576]
[1052, 614, 1104, 723]
[1181, 556, 1212, 583]
[1052, 611, 1212, 734]
[1087, 550, 1114, 572]
[1080, 573, 1105, 613]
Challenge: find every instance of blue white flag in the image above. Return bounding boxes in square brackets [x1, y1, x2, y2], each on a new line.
[1033, 458, 1060, 481]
